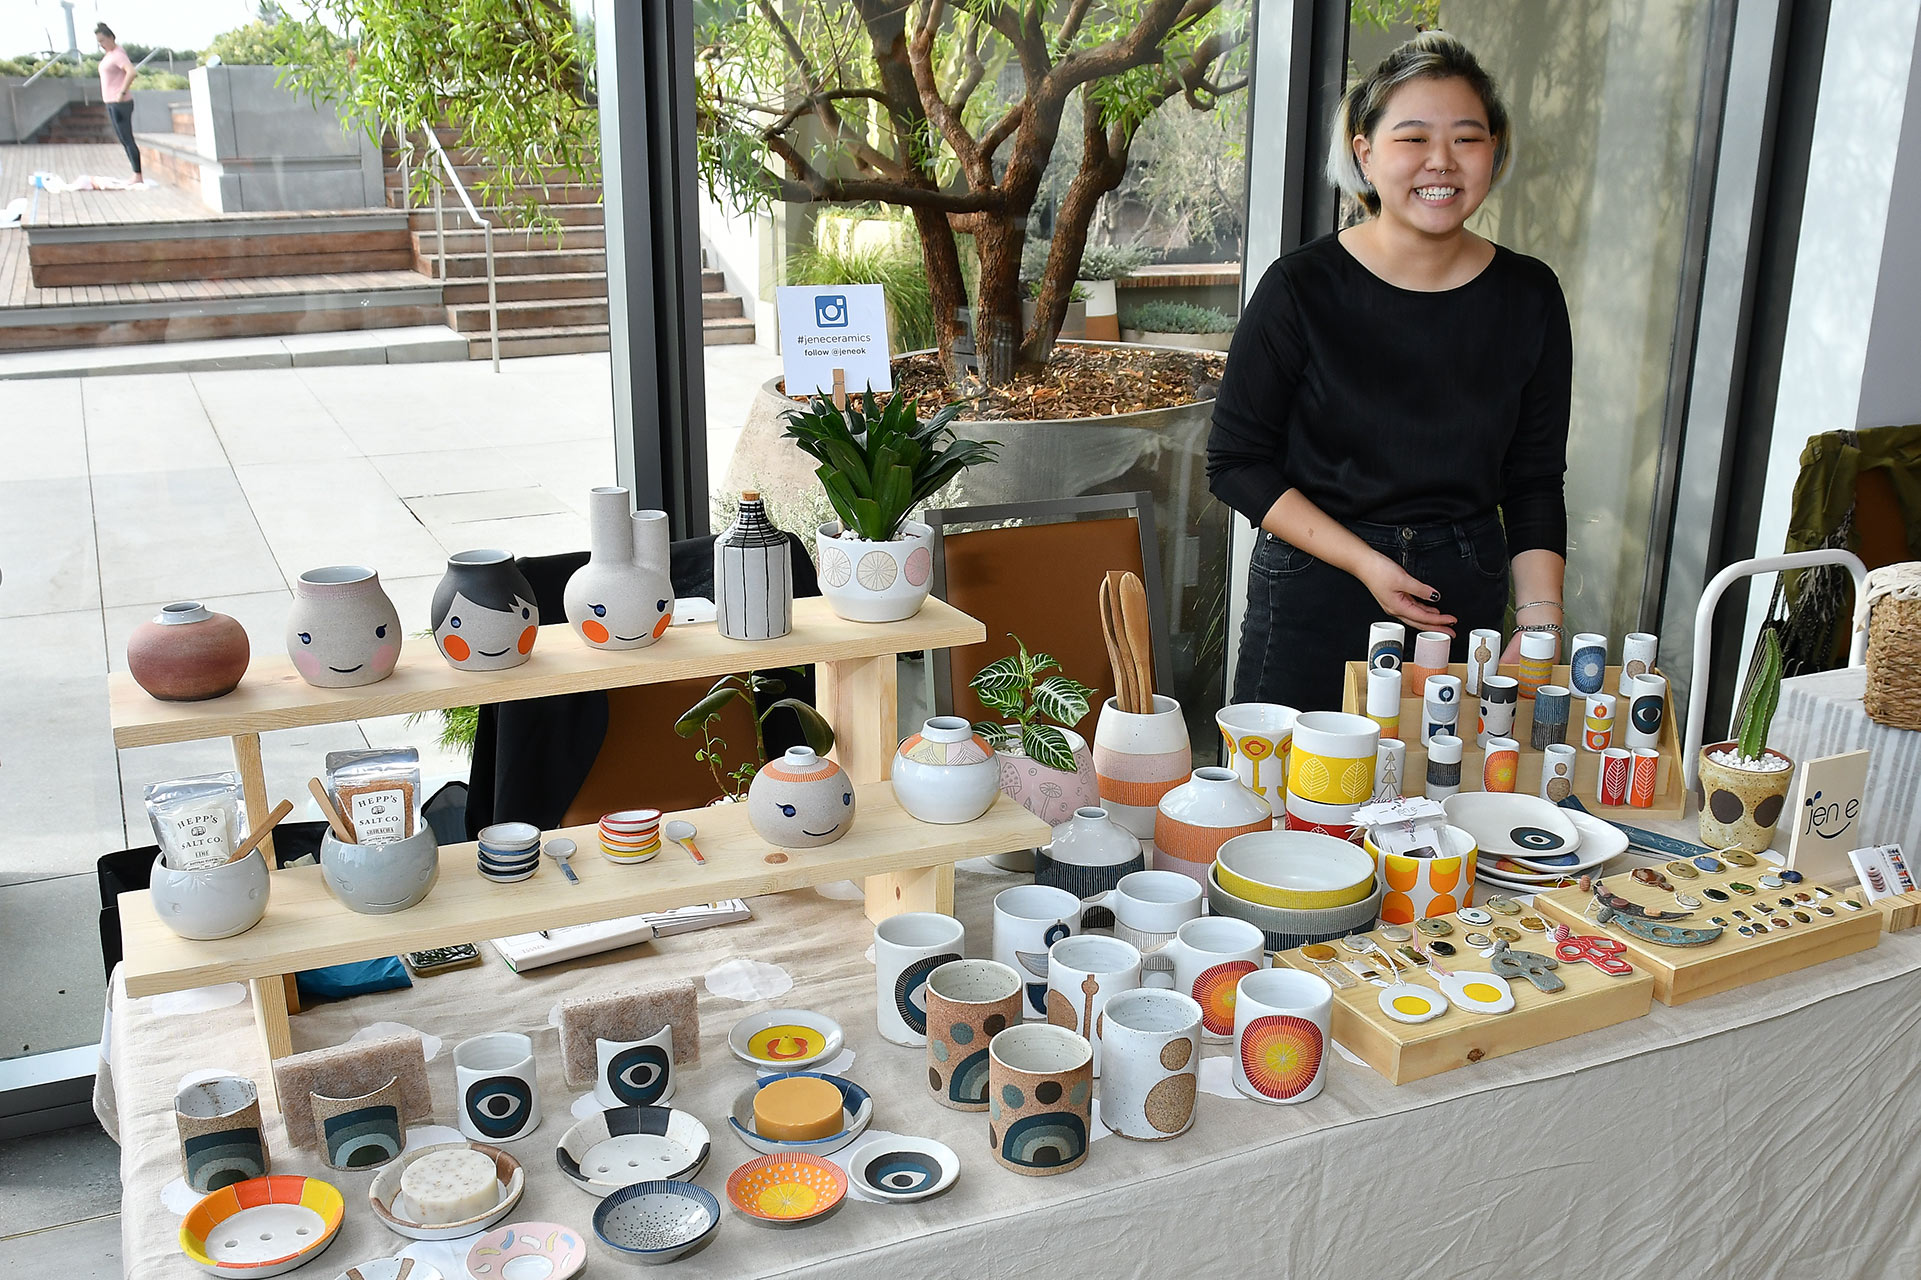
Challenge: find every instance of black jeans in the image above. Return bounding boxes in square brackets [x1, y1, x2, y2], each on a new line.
[1234, 514, 1510, 714]
[107, 101, 141, 175]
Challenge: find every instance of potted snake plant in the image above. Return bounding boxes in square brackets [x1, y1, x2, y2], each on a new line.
[781, 390, 999, 622]
[1697, 629, 1797, 852]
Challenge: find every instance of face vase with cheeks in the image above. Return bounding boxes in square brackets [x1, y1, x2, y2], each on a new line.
[748, 748, 857, 848]
[577, 594, 672, 649]
[291, 619, 399, 686]
[436, 591, 539, 670]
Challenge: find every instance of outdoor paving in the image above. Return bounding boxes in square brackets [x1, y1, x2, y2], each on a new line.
[0, 341, 783, 1062]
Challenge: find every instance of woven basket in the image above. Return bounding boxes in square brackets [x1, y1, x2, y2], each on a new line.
[1864, 593, 1921, 731]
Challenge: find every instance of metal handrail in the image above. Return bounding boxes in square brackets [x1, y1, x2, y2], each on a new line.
[132, 47, 179, 74]
[20, 51, 78, 88]
[402, 127, 500, 371]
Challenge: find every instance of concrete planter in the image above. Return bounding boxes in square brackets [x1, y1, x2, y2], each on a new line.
[722, 341, 1226, 758]
[1121, 329, 1235, 352]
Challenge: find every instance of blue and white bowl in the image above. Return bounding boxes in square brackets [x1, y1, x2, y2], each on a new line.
[478, 822, 541, 852]
[593, 1180, 720, 1265]
[727, 1073, 872, 1157]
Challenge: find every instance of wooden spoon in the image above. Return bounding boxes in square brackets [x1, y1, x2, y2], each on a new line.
[230, 799, 293, 864]
[307, 777, 353, 842]
[1120, 572, 1156, 710]
[1100, 573, 1136, 714]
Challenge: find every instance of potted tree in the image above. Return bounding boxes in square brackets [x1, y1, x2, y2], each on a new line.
[1120, 301, 1238, 352]
[781, 390, 1000, 622]
[1697, 630, 1796, 853]
[970, 636, 1099, 841]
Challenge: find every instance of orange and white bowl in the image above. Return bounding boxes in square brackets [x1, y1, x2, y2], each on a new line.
[179, 1175, 344, 1277]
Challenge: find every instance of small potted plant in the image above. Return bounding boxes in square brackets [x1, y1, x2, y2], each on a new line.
[1120, 301, 1238, 353]
[674, 670, 835, 802]
[970, 635, 1099, 829]
[781, 390, 999, 622]
[1697, 629, 1796, 852]
[1071, 243, 1151, 341]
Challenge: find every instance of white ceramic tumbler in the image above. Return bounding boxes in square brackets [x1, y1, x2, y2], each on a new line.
[874, 912, 966, 1047]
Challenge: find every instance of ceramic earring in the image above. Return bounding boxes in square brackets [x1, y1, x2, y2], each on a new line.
[595, 1026, 675, 1108]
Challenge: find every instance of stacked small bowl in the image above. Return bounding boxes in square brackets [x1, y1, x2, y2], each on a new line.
[600, 809, 662, 864]
[1206, 830, 1384, 952]
[477, 822, 542, 883]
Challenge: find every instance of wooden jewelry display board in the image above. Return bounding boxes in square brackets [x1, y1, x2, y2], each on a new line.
[1274, 911, 1656, 1086]
[1533, 865, 1882, 1006]
[1341, 661, 1687, 819]
[110, 597, 1051, 1068]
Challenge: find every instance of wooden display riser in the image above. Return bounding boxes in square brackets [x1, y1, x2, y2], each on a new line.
[121, 786, 1051, 1060]
[1871, 889, 1921, 932]
[1274, 911, 1656, 1085]
[1342, 661, 1687, 819]
[1533, 866, 1882, 1005]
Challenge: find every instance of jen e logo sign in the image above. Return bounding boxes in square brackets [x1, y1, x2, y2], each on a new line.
[777, 284, 891, 396]
[1784, 749, 1871, 885]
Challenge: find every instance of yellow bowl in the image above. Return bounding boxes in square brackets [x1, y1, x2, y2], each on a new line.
[1213, 830, 1375, 911]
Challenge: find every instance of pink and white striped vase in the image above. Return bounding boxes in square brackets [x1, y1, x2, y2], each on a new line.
[1093, 695, 1191, 856]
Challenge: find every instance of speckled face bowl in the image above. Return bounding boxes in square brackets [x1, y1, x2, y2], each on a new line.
[557, 1106, 711, 1196]
[150, 847, 271, 941]
[319, 828, 439, 914]
[746, 747, 855, 847]
[594, 1180, 721, 1264]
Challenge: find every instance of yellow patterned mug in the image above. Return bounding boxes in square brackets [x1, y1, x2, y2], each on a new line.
[1286, 711, 1380, 807]
[1216, 703, 1296, 810]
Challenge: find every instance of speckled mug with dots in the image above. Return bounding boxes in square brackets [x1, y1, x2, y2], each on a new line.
[924, 959, 1023, 1112]
[986, 1022, 1093, 1176]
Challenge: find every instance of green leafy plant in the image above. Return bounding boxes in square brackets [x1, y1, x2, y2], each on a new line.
[1121, 300, 1236, 334]
[1024, 279, 1090, 303]
[780, 391, 1000, 543]
[1021, 239, 1149, 283]
[674, 671, 835, 801]
[1736, 629, 1784, 762]
[969, 636, 1095, 773]
[786, 242, 937, 355]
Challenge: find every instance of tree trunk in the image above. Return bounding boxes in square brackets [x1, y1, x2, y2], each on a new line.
[1022, 105, 1127, 371]
[912, 205, 970, 375]
[972, 216, 1027, 386]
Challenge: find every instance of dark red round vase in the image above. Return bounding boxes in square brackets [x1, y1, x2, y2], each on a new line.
[127, 602, 251, 701]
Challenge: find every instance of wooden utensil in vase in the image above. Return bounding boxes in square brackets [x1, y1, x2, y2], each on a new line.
[1119, 572, 1156, 709]
[1101, 572, 1138, 713]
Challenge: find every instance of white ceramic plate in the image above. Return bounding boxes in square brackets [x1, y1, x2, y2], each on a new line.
[726, 1009, 845, 1070]
[556, 1106, 712, 1197]
[1443, 793, 1582, 863]
[845, 1136, 960, 1203]
[727, 1073, 873, 1156]
[367, 1143, 525, 1242]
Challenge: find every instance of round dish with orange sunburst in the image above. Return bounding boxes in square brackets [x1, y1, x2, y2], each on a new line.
[726, 1153, 848, 1226]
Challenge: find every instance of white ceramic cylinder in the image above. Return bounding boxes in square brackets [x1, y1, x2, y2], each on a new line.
[1626, 673, 1668, 750]
[1481, 736, 1520, 793]
[1422, 674, 1462, 747]
[454, 1032, 540, 1143]
[893, 717, 1000, 824]
[1045, 934, 1141, 1074]
[1619, 631, 1659, 697]
[1154, 767, 1272, 887]
[1539, 743, 1578, 803]
[1232, 967, 1334, 1104]
[1478, 675, 1519, 745]
[1569, 632, 1609, 696]
[1598, 747, 1632, 806]
[1518, 630, 1557, 698]
[1158, 916, 1266, 1043]
[1464, 628, 1502, 696]
[593, 1026, 675, 1108]
[1365, 667, 1403, 739]
[175, 1076, 269, 1193]
[993, 884, 1084, 1019]
[1215, 703, 1296, 812]
[1098, 988, 1202, 1141]
[1367, 621, 1405, 672]
[874, 912, 965, 1047]
[1583, 692, 1617, 752]
[1374, 738, 1407, 801]
[1425, 734, 1463, 800]
[1092, 694, 1190, 851]
[1406, 630, 1451, 694]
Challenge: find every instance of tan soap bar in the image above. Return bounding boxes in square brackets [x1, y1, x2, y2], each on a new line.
[752, 1076, 844, 1141]
[400, 1148, 497, 1224]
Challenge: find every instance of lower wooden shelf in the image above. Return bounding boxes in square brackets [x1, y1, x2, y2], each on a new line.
[118, 784, 1050, 1000]
[1533, 869, 1882, 1005]
[1274, 910, 1656, 1085]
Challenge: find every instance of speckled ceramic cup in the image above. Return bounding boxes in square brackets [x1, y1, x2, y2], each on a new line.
[924, 959, 1022, 1112]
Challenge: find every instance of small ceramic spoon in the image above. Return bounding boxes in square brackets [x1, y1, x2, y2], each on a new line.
[664, 819, 706, 865]
[545, 837, 580, 884]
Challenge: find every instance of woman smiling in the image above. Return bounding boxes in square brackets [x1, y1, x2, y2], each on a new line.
[1207, 31, 1572, 713]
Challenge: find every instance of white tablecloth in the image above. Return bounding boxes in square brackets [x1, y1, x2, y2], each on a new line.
[1775, 667, 1921, 850]
[101, 856, 1921, 1279]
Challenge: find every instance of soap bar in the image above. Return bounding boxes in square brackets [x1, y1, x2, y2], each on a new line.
[399, 1148, 498, 1224]
[752, 1076, 844, 1141]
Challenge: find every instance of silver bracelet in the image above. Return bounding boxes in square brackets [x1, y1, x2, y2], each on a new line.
[1514, 600, 1564, 614]
[1519, 621, 1564, 636]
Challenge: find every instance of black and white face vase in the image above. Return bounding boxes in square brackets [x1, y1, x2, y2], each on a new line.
[431, 550, 539, 671]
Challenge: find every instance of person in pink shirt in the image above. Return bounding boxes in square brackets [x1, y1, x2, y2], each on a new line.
[95, 22, 142, 179]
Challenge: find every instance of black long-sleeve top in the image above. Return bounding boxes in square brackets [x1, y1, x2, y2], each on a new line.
[1207, 233, 1573, 557]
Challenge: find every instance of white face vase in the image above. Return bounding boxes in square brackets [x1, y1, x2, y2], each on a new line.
[747, 747, 856, 847]
[576, 591, 672, 648]
[435, 589, 538, 669]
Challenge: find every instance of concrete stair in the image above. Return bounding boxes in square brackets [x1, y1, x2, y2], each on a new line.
[30, 101, 118, 144]
[384, 134, 754, 357]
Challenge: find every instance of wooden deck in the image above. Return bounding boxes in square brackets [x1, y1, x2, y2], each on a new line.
[0, 143, 443, 344]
